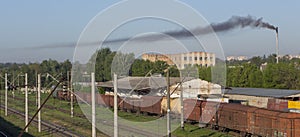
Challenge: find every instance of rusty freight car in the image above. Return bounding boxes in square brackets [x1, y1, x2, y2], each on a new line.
[216, 103, 300, 137]
[217, 103, 258, 136]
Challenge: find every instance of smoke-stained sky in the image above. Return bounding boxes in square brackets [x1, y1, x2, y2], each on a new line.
[0, 0, 300, 63]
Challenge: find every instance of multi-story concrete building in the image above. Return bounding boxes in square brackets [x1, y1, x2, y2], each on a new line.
[226, 56, 248, 61]
[142, 52, 215, 69]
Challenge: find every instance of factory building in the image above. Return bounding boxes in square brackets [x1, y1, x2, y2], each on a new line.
[142, 52, 215, 69]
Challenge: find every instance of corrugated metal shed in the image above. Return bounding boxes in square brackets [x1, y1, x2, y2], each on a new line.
[226, 88, 300, 98]
[97, 76, 195, 90]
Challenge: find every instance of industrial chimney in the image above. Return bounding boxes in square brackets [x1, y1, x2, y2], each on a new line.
[275, 27, 279, 64]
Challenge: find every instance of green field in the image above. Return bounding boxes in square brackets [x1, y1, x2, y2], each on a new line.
[0, 90, 231, 137]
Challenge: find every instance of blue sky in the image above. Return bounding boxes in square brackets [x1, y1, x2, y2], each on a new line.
[0, 0, 299, 63]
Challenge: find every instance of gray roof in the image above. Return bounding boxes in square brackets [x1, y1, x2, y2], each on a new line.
[97, 76, 195, 90]
[225, 88, 300, 98]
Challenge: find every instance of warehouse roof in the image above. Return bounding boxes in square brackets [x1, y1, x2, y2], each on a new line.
[225, 88, 300, 98]
[97, 76, 195, 90]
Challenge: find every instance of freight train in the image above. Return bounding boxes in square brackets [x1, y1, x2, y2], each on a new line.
[54, 90, 300, 137]
[53, 88, 76, 101]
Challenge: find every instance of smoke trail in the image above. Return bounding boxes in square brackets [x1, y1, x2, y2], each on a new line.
[210, 15, 276, 32]
[102, 15, 277, 43]
[28, 15, 277, 49]
[130, 15, 277, 42]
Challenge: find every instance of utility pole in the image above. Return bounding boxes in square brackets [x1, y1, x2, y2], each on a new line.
[69, 71, 74, 118]
[25, 73, 28, 132]
[12, 72, 14, 91]
[114, 73, 118, 137]
[180, 82, 184, 130]
[18, 74, 19, 88]
[5, 73, 7, 116]
[38, 74, 41, 132]
[91, 72, 96, 137]
[166, 70, 171, 137]
[276, 28, 279, 64]
[36, 71, 38, 107]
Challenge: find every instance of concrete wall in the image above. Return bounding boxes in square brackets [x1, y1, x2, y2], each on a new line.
[225, 94, 269, 108]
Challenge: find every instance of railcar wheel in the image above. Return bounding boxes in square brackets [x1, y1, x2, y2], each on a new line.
[239, 131, 246, 137]
[141, 111, 148, 116]
[218, 127, 224, 132]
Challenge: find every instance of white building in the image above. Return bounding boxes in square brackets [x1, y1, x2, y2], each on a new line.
[226, 56, 248, 61]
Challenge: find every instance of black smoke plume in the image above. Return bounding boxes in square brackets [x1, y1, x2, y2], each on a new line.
[29, 15, 277, 49]
[196, 15, 277, 34]
[128, 15, 277, 42]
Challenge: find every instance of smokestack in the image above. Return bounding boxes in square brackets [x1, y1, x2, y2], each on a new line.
[275, 27, 279, 64]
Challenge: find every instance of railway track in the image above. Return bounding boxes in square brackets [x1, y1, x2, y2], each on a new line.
[0, 105, 83, 137]
[0, 93, 85, 118]
[0, 131, 8, 137]
[0, 93, 168, 136]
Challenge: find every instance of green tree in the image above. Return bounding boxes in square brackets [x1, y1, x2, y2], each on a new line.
[250, 56, 262, 67]
[152, 61, 168, 75]
[198, 66, 212, 82]
[131, 59, 153, 76]
[169, 66, 180, 77]
[249, 69, 263, 87]
[94, 48, 116, 82]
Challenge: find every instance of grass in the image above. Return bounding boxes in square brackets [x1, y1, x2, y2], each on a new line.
[118, 111, 158, 122]
[0, 109, 50, 137]
[0, 90, 231, 137]
[173, 124, 231, 137]
[118, 112, 232, 137]
[0, 90, 107, 137]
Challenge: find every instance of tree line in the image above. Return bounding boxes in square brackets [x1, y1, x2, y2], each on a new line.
[0, 59, 72, 88]
[90, 48, 179, 82]
[226, 55, 300, 89]
[0, 48, 179, 89]
[1, 48, 300, 90]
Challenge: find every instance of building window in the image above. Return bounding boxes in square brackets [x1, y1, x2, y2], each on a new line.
[200, 57, 203, 60]
[194, 57, 197, 60]
[205, 57, 208, 60]
[205, 64, 208, 67]
[210, 57, 213, 60]
[184, 64, 187, 68]
[184, 56, 187, 61]
[200, 64, 202, 67]
[189, 57, 192, 61]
